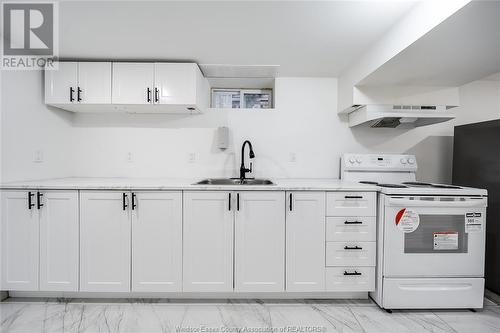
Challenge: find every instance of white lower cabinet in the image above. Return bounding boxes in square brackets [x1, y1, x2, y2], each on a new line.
[39, 191, 79, 291]
[183, 191, 234, 292]
[235, 191, 285, 292]
[80, 191, 131, 292]
[286, 192, 325, 292]
[1, 190, 78, 291]
[132, 192, 182, 292]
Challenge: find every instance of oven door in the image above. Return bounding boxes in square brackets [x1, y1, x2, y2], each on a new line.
[384, 195, 487, 277]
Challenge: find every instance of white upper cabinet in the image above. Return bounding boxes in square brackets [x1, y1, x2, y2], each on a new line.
[183, 191, 234, 292]
[154, 63, 209, 111]
[78, 62, 112, 104]
[45, 62, 112, 106]
[235, 191, 286, 292]
[112, 63, 154, 105]
[286, 192, 326, 292]
[80, 191, 131, 292]
[132, 192, 182, 292]
[45, 61, 209, 113]
[1, 191, 39, 291]
[44, 62, 78, 104]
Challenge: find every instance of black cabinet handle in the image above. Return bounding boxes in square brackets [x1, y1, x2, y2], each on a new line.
[289, 193, 293, 211]
[343, 271, 362, 276]
[237, 193, 240, 211]
[77, 87, 82, 102]
[36, 192, 44, 209]
[154, 87, 159, 103]
[27, 192, 35, 210]
[344, 220, 363, 224]
[345, 195, 363, 199]
[69, 87, 75, 102]
[147, 88, 151, 103]
[228, 193, 231, 211]
[131, 193, 137, 210]
[344, 245, 363, 250]
[122, 193, 128, 211]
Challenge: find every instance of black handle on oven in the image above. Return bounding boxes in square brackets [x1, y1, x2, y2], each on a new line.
[344, 245, 363, 250]
[344, 220, 363, 224]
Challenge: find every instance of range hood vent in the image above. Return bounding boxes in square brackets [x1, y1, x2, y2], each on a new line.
[348, 104, 455, 128]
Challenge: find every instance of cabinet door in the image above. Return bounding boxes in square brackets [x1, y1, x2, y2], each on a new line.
[112, 63, 154, 104]
[154, 63, 196, 105]
[286, 192, 325, 292]
[132, 192, 182, 292]
[39, 191, 79, 291]
[78, 62, 112, 104]
[44, 62, 78, 104]
[80, 191, 131, 292]
[235, 191, 285, 292]
[183, 191, 233, 292]
[1, 191, 39, 291]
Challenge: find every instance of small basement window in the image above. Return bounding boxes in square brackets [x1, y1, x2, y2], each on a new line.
[211, 88, 273, 109]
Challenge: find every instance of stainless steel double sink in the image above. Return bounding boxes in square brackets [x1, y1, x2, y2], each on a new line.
[194, 178, 274, 185]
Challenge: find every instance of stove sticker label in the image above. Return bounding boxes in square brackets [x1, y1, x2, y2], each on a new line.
[433, 232, 459, 250]
[395, 208, 420, 233]
[465, 212, 483, 233]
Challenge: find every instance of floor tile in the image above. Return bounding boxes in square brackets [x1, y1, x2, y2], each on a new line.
[434, 306, 500, 333]
[350, 306, 456, 333]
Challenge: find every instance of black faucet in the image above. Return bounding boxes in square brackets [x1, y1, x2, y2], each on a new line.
[240, 140, 255, 180]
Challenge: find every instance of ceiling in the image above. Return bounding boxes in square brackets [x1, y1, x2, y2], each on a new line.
[58, 0, 417, 77]
[359, 1, 500, 86]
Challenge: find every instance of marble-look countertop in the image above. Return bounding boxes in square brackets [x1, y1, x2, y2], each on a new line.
[0, 177, 378, 191]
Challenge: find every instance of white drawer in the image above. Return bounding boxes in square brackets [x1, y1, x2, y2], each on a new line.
[325, 241, 376, 267]
[382, 277, 485, 309]
[325, 267, 375, 292]
[326, 216, 376, 242]
[326, 192, 376, 217]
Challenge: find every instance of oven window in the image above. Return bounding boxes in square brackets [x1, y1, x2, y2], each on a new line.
[404, 215, 468, 253]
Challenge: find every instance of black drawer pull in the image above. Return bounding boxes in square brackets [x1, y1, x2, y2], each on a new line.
[36, 192, 44, 209]
[131, 193, 137, 210]
[147, 88, 152, 102]
[122, 193, 128, 211]
[344, 245, 363, 250]
[27, 192, 35, 210]
[344, 220, 363, 224]
[344, 271, 362, 276]
[228, 193, 231, 211]
[345, 195, 363, 199]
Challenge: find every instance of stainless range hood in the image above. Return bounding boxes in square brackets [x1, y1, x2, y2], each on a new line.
[348, 104, 456, 128]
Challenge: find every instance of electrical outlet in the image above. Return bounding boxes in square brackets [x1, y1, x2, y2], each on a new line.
[289, 152, 297, 163]
[126, 152, 134, 163]
[33, 150, 44, 163]
[188, 152, 197, 163]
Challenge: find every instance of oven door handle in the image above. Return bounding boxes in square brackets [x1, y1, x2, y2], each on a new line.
[387, 197, 487, 208]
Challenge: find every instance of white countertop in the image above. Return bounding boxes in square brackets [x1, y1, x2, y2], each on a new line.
[0, 177, 378, 191]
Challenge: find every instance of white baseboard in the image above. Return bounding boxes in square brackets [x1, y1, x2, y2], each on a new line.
[8, 291, 369, 300]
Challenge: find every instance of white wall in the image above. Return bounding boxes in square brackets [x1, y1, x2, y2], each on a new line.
[1, 73, 465, 183]
[1, 71, 74, 183]
[455, 79, 500, 126]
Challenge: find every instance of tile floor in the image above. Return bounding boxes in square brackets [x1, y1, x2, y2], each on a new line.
[0, 297, 499, 333]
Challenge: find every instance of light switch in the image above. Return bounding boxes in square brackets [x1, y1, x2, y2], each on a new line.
[33, 150, 44, 163]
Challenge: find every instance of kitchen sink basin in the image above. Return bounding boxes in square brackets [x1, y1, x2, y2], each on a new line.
[194, 178, 274, 185]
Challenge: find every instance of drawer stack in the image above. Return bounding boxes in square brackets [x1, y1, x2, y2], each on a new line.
[325, 192, 376, 291]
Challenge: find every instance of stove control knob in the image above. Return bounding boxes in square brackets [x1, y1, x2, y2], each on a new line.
[400, 158, 407, 164]
[356, 157, 362, 164]
[349, 157, 355, 164]
[408, 158, 415, 165]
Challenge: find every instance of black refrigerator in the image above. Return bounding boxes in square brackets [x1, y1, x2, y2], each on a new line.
[453, 119, 500, 294]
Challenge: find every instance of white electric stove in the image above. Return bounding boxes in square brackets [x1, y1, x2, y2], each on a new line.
[341, 153, 488, 310]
